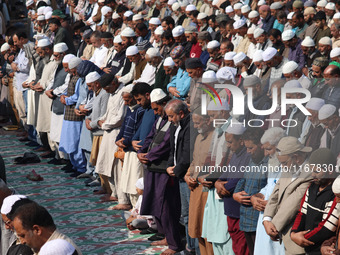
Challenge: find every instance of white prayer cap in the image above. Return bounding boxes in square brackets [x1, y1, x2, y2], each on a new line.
[225, 6, 234, 13]
[247, 27, 255, 34]
[86, 71, 101, 83]
[202, 70, 217, 83]
[124, 10, 133, 17]
[150, 88, 167, 103]
[270, 2, 282, 9]
[326, 2, 336, 10]
[146, 47, 161, 58]
[126, 45, 139, 56]
[172, 2, 181, 11]
[164, 57, 175, 67]
[145, 0, 150, 2]
[172, 26, 185, 37]
[253, 50, 263, 62]
[98, 0, 105, 3]
[207, 40, 220, 49]
[26, 0, 34, 6]
[43, 6, 52, 14]
[334, 12, 340, 19]
[226, 122, 246, 135]
[208, 98, 230, 111]
[45, 11, 52, 20]
[68, 57, 82, 69]
[233, 52, 247, 65]
[135, 178, 144, 190]
[155, 26, 164, 35]
[101, 6, 112, 16]
[253, 28, 264, 39]
[1, 195, 27, 215]
[121, 27, 135, 37]
[150, 17, 161, 25]
[301, 36, 315, 47]
[234, 3, 243, 9]
[180, 0, 189, 7]
[283, 61, 299, 74]
[212, 0, 219, 6]
[241, 5, 251, 13]
[168, 0, 177, 5]
[216, 67, 237, 84]
[317, 0, 327, 7]
[282, 29, 295, 41]
[114, 35, 122, 44]
[39, 239, 75, 255]
[284, 80, 302, 89]
[112, 12, 120, 19]
[262, 47, 278, 61]
[332, 176, 340, 194]
[37, 38, 51, 48]
[186, 4, 197, 11]
[37, 6, 45, 15]
[319, 104, 337, 120]
[224, 51, 236, 60]
[121, 84, 134, 94]
[62, 54, 75, 64]
[198, 13, 208, 20]
[287, 12, 294, 19]
[319, 36, 332, 46]
[132, 14, 143, 21]
[0, 43, 9, 52]
[243, 74, 261, 87]
[37, 15, 45, 21]
[233, 19, 246, 29]
[305, 97, 325, 111]
[248, 10, 259, 18]
[258, 0, 266, 6]
[331, 48, 340, 58]
[53, 42, 68, 53]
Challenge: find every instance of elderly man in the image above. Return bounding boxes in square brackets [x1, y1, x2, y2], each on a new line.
[282, 30, 305, 70]
[319, 104, 340, 159]
[115, 85, 145, 207]
[184, 26, 201, 59]
[12, 202, 82, 255]
[234, 20, 251, 54]
[322, 65, 340, 108]
[172, 25, 191, 57]
[89, 31, 108, 69]
[233, 127, 268, 255]
[253, 28, 273, 51]
[331, 24, 340, 48]
[263, 136, 313, 255]
[309, 57, 329, 97]
[291, 148, 340, 254]
[283, 61, 312, 89]
[139, 89, 183, 255]
[95, 74, 127, 209]
[318, 36, 332, 59]
[252, 127, 286, 255]
[301, 36, 322, 68]
[206, 40, 223, 71]
[197, 31, 212, 67]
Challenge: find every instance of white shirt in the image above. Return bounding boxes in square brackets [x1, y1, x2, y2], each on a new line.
[90, 45, 108, 68]
[53, 73, 70, 96]
[14, 48, 30, 91]
[133, 62, 156, 85]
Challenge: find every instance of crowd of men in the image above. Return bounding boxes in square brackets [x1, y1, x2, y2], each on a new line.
[1, 0, 340, 254]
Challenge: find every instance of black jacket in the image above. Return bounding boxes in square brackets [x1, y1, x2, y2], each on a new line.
[167, 114, 195, 178]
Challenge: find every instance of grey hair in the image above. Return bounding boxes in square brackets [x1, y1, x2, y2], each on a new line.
[261, 127, 286, 146]
[165, 99, 189, 115]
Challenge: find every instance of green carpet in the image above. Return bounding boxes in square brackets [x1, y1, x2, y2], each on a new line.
[0, 134, 167, 254]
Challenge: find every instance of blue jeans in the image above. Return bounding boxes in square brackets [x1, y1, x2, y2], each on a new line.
[179, 181, 200, 254]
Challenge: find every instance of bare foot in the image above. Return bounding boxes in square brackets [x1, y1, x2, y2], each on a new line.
[151, 238, 168, 246]
[160, 249, 176, 255]
[100, 195, 118, 202]
[110, 204, 132, 210]
[93, 189, 107, 195]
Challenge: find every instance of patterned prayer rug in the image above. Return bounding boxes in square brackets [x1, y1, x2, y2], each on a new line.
[0, 134, 167, 254]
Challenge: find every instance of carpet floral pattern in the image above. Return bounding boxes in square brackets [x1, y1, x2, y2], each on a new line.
[0, 134, 167, 254]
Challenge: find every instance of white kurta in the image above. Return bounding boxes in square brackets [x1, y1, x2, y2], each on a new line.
[49, 112, 64, 143]
[120, 151, 144, 194]
[95, 84, 126, 177]
[26, 64, 37, 126]
[35, 60, 58, 133]
[90, 45, 108, 68]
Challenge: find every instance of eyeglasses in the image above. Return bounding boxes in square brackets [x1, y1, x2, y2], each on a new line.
[53, 54, 60, 58]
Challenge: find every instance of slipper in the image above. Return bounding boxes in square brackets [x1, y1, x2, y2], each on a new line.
[26, 170, 43, 181]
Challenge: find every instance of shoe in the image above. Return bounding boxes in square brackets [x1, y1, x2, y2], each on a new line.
[25, 141, 39, 147]
[61, 164, 73, 170]
[84, 177, 96, 184]
[65, 168, 76, 173]
[26, 170, 43, 181]
[14, 152, 41, 164]
[76, 173, 92, 179]
[48, 158, 59, 165]
[140, 228, 158, 235]
[41, 152, 55, 159]
[148, 233, 165, 242]
[70, 172, 83, 177]
[87, 179, 101, 187]
[34, 146, 49, 152]
[58, 159, 70, 165]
